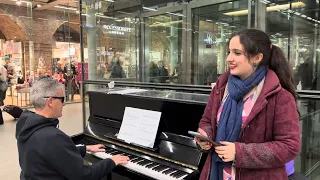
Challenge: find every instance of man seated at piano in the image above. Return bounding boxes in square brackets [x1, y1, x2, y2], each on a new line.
[15, 76, 129, 180]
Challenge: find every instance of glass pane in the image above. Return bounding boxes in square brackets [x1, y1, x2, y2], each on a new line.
[298, 98, 320, 179]
[192, 1, 249, 85]
[265, 1, 291, 59]
[0, 1, 33, 107]
[289, 0, 318, 91]
[144, 13, 183, 84]
[82, 0, 139, 83]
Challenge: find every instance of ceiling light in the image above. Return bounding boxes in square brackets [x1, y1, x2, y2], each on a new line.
[96, 14, 118, 20]
[167, 12, 185, 17]
[54, 5, 77, 11]
[143, 7, 157, 12]
[104, 0, 114, 2]
[224, 2, 305, 16]
[37, 4, 42, 8]
[206, 19, 213, 22]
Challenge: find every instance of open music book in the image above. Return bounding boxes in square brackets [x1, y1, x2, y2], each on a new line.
[117, 107, 162, 148]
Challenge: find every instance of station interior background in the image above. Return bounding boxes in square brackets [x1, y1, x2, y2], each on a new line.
[0, 0, 320, 179]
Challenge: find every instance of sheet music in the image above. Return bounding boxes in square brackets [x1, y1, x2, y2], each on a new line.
[108, 89, 148, 95]
[117, 107, 162, 148]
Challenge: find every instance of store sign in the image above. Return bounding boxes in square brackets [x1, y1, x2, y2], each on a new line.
[204, 32, 225, 45]
[103, 25, 131, 32]
[204, 32, 214, 45]
[107, 31, 125, 35]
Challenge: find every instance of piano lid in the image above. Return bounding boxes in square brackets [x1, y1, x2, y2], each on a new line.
[88, 88, 210, 104]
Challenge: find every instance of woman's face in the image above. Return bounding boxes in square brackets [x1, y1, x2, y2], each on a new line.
[226, 36, 257, 80]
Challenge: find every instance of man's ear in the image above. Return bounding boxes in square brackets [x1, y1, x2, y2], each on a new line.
[47, 98, 53, 108]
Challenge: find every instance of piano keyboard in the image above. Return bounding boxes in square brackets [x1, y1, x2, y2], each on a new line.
[92, 147, 190, 180]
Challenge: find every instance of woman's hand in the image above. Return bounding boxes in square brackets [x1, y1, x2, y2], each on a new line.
[86, 144, 105, 152]
[215, 141, 236, 162]
[194, 128, 212, 150]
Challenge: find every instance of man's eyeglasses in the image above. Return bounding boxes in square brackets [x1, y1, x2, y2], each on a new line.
[44, 96, 65, 103]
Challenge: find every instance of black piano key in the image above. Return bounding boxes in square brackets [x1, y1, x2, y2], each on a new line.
[107, 149, 116, 153]
[162, 168, 176, 175]
[175, 171, 188, 178]
[170, 170, 186, 178]
[110, 151, 120, 155]
[170, 170, 181, 177]
[141, 160, 152, 166]
[137, 160, 150, 166]
[128, 155, 137, 159]
[152, 165, 165, 171]
[136, 160, 147, 165]
[155, 165, 168, 172]
[145, 162, 159, 169]
[131, 158, 143, 163]
[129, 156, 139, 161]
[105, 149, 113, 153]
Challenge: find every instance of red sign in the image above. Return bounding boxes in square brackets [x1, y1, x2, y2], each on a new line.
[77, 62, 88, 82]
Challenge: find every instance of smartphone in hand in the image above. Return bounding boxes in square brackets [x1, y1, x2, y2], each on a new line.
[188, 131, 219, 147]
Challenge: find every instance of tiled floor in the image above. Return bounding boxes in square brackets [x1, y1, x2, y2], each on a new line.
[0, 103, 84, 180]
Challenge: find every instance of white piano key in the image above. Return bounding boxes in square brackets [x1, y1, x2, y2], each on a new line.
[91, 151, 189, 180]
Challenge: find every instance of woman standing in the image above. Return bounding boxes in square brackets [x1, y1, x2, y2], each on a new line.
[196, 29, 300, 179]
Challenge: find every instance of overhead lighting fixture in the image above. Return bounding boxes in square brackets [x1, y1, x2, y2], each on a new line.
[54, 5, 77, 11]
[167, 12, 185, 17]
[11, 0, 32, 5]
[224, 2, 306, 16]
[38, 18, 48, 21]
[206, 19, 213, 22]
[104, 0, 114, 2]
[37, 4, 42, 8]
[96, 14, 118, 20]
[143, 7, 157, 12]
[149, 20, 183, 27]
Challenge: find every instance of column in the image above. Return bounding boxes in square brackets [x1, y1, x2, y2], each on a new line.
[170, 22, 178, 77]
[218, 26, 226, 74]
[86, 0, 98, 83]
[254, 0, 266, 31]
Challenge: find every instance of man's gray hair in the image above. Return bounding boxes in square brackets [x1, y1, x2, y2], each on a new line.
[30, 77, 65, 109]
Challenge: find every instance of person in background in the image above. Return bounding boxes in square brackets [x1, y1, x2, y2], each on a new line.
[110, 55, 126, 78]
[195, 29, 301, 180]
[158, 60, 169, 83]
[16, 77, 129, 180]
[149, 61, 159, 83]
[0, 64, 7, 125]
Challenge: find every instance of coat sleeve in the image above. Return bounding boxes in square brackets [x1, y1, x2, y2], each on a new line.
[234, 89, 301, 169]
[76, 145, 87, 157]
[43, 132, 116, 180]
[198, 83, 220, 139]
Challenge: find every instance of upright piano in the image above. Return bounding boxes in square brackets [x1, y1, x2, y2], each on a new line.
[72, 88, 210, 180]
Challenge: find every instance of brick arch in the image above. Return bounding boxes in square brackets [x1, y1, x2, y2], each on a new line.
[0, 10, 27, 41]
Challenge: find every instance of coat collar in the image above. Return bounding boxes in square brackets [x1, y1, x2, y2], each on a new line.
[215, 68, 282, 99]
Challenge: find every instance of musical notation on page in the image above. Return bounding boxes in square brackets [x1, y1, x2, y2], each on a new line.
[117, 107, 162, 148]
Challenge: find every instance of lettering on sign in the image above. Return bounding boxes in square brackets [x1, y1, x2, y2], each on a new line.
[103, 25, 131, 32]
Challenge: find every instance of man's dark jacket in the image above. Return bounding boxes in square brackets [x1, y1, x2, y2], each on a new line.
[16, 110, 115, 180]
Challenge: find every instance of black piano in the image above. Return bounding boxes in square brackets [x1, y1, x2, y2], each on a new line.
[72, 88, 210, 180]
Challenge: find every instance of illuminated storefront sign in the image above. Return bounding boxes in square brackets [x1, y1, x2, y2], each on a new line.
[103, 25, 131, 32]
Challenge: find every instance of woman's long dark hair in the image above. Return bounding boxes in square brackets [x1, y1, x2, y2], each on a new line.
[229, 29, 298, 101]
